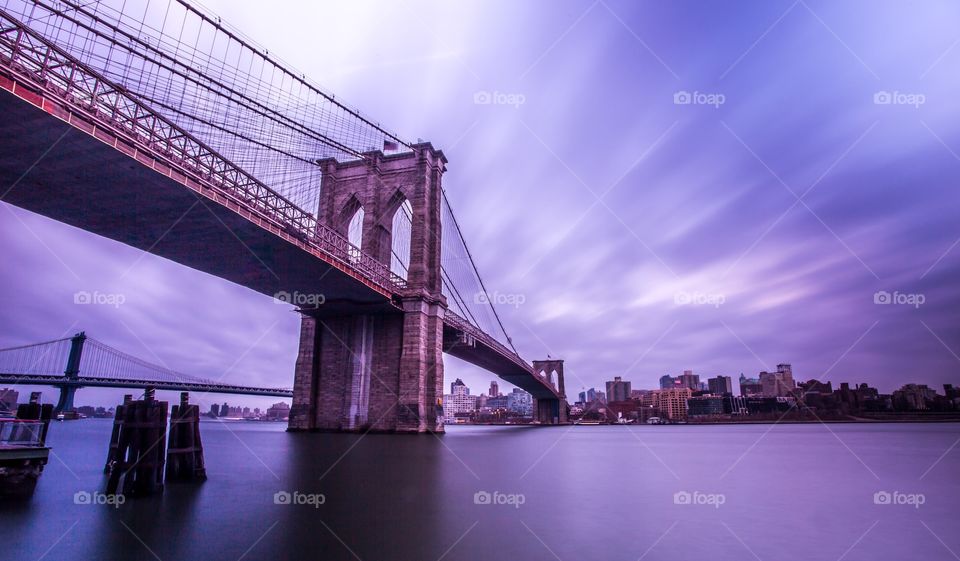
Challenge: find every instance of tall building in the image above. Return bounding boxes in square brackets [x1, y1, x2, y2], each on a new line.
[677, 370, 700, 391]
[606, 376, 632, 402]
[221, 402, 229, 417]
[708, 375, 733, 395]
[489, 381, 500, 397]
[209, 403, 220, 417]
[586, 388, 598, 402]
[760, 364, 796, 397]
[444, 379, 477, 421]
[578, 390, 587, 404]
[659, 375, 676, 389]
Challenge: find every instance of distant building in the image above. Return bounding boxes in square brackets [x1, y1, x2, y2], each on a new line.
[606, 377, 632, 403]
[659, 375, 676, 389]
[451, 378, 469, 395]
[651, 388, 692, 420]
[221, 402, 229, 417]
[486, 395, 509, 410]
[687, 395, 724, 416]
[444, 379, 476, 422]
[760, 364, 796, 397]
[708, 376, 733, 395]
[578, 390, 587, 404]
[745, 396, 795, 414]
[209, 403, 220, 417]
[489, 381, 500, 397]
[677, 370, 700, 391]
[266, 402, 290, 420]
[739, 374, 763, 396]
[506, 389, 533, 416]
[892, 384, 937, 410]
[0, 388, 18, 412]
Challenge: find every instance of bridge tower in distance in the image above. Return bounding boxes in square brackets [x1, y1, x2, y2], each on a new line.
[53, 332, 86, 414]
[532, 359, 568, 425]
[288, 143, 447, 433]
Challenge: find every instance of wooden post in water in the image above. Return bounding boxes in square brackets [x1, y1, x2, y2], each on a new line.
[105, 388, 168, 497]
[166, 392, 206, 482]
[104, 394, 132, 474]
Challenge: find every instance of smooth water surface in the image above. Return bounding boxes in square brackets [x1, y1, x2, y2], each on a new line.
[2, 420, 958, 560]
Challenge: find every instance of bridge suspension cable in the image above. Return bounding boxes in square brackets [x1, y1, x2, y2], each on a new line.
[3, 0, 410, 214]
[0, 337, 73, 376]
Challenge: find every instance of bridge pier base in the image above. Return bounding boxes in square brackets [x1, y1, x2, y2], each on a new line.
[288, 298, 445, 434]
[53, 384, 77, 414]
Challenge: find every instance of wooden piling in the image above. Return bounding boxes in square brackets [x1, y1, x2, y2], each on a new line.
[105, 388, 168, 497]
[166, 392, 206, 482]
[104, 394, 132, 473]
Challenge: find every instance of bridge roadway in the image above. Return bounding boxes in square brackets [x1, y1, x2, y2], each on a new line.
[0, 373, 293, 398]
[0, 28, 561, 402]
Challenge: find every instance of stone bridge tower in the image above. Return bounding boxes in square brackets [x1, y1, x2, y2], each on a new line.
[288, 143, 447, 433]
[532, 359, 567, 424]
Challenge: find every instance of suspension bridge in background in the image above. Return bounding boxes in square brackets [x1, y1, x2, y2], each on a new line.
[0, 0, 567, 431]
[0, 333, 294, 413]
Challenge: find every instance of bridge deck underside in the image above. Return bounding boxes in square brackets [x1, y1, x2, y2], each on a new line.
[0, 88, 389, 305]
[442, 329, 556, 400]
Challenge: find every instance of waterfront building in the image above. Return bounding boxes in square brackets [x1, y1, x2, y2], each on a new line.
[209, 403, 220, 417]
[650, 388, 692, 420]
[266, 402, 290, 420]
[708, 376, 733, 395]
[606, 376, 632, 403]
[687, 395, 724, 416]
[892, 384, 937, 411]
[489, 381, 500, 397]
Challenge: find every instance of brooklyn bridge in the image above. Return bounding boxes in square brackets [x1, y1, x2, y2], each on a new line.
[0, 0, 568, 431]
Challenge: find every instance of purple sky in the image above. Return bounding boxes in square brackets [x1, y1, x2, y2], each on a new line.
[2, 0, 959, 410]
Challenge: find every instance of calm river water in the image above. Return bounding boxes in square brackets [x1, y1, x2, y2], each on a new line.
[1, 420, 959, 560]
